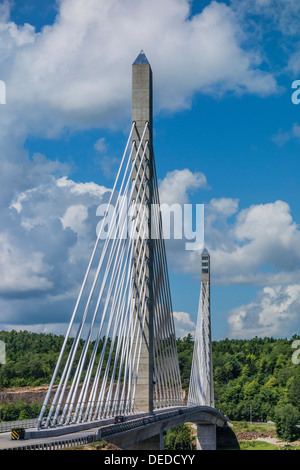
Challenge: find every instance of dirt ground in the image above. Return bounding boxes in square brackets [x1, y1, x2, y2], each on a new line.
[0, 385, 58, 404]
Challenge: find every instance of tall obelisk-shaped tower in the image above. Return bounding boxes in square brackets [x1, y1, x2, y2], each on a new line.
[200, 248, 214, 407]
[131, 50, 154, 413]
[188, 248, 214, 408]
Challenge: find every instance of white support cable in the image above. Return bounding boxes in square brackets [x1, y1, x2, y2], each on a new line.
[125, 245, 149, 406]
[109, 239, 148, 418]
[95, 253, 147, 418]
[107, 206, 149, 417]
[84, 185, 149, 421]
[154, 324, 170, 404]
[154, 257, 179, 405]
[39, 116, 188, 427]
[129, 281, 149, 413]
[152, 302, 164, 406]
[125, 270, 148, 413]
[188, 279, 212, 407]
[65, 235, 129, 424]
[98, 198, 146, 412]
[189, 287, 204, 405]
[42, 130, 137, 428]
[87, 158, 149, 417]
[153, 257, 175, 405]
[85, 236, 132, 416]
[152, 204, 170, 408]
[53, 144, 138, 422]
[157, 266, 183, 402]
[151, 165, 183, 406]
[38, 122, 136, 429]
[151, 180, 171, 405]
[111, 165, 151, 416]
[66, 198, 133, 423]
[78, 156, 149, 421]
[78, 162, 149, 414]
[110, 245, 147, 417]
[152, 258, 170, 404]
[153, 257, 168, 402]
[152, 163, 183, 404]
[125, 257, 149, 410]
[110, 225, 149, 416]
[48, 124, 150, 427]
[71, 170, 149, 423]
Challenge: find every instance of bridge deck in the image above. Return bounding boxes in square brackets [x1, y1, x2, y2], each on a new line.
[0, 406, 227, 450]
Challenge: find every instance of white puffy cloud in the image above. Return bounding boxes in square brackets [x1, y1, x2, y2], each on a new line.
[0, 0, 279, 140]
[231, 0, 300, 37]
[61, 204, 88, 235]
[147, 162, 300, 339]
[209, 197, 239, 217]
[159, 169, 208, 206]
[213, 200, 300, 285]
[174, 198, 300, 287]
[0, 161, 111, 328]
[173, 311, 196, 338]
[228, 284, 300, 338]
[0, 0, 297, 335]
[0, 232, 52, 295]
[56, 176, 109, 198]
[156, 168, 300, 290]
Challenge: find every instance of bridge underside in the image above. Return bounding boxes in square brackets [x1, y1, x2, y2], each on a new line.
[24, 406, 227, 451]
[102, 407, 226, 450]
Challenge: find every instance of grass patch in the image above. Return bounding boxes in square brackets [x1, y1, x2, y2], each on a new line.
[219, 422, 300, 451]
[231, 421, 275, 435]
[239, 441, 279, 451]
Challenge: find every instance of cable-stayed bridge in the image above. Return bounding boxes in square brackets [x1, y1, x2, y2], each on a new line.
[8, 51, 227, 450]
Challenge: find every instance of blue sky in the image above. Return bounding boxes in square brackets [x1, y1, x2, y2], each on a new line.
[0, 0, 300, 340]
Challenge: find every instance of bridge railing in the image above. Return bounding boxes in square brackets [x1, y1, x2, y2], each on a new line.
[2, 434, 95, 451]
[0, 418, 38, 434]
[101, 406, 199, 438]
[1, 406, 227, 450]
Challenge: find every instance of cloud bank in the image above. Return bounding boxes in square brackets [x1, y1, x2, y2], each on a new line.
[0, 0, 298, 338]
[0, 0, 279, 138]
[159, 169, 300, 339]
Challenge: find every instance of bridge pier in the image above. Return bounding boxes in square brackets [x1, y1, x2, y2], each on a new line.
[196, 423, 216, 450]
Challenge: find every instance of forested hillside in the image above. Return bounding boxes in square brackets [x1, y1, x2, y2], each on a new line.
[177, 333, 300, 422]
[0, 330, 299, 423]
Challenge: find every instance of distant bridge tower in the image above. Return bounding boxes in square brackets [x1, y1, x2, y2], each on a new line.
[188, 248, 214, 407]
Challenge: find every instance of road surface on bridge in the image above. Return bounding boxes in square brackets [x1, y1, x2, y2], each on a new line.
[0, 407, 183, 449]
[0, 406, 227, 449]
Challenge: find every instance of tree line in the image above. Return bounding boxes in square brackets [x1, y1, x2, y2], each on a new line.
[0, 329, 299, 435]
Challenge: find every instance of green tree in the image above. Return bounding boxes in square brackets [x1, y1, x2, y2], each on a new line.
[164, 424, 195, 450]
[274, 404, 300, 443]
[286, 376, 300, 413]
